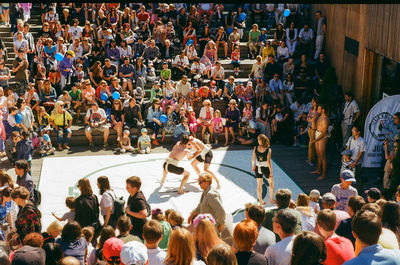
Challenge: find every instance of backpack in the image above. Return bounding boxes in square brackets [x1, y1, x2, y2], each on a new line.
[33, 184, 41, 206]
[107, 190, 125, 219]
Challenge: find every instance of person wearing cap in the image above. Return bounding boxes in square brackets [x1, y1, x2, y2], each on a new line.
[138, 128, 151, 154]
[120, 241, 148, 265]
[365, 188, 381, 203]
[345, 125, 366, 193]
[340, 149, 355, 174]
[12, 47, 29, 95]
[102, 237, 124, 265]
[58, 50, 75, 90]
[331, 170, 358, 212]
[118, 129, 135, 153]
[315, 193, 350, 234]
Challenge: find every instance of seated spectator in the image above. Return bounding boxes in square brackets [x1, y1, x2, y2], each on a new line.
[12, 243, 46, 265]
[161, 81, 176, 112]
[89, 61, 103, 89]
[224, 99, 240, 146]
[191, 57, 208, 82]
[247, 24, 261, 59]
[175, 75, 191, 101]
[146, 99, 163, 145]
[101, 58, 117, 86]
[264, 56, 282, 82]
[298, 23, 314, 57]
[55, 222, 87, 265]
[264, 209, 297, 265]
[49, 101, 73, 151]
[260, 41, 275, 63]
[198, 99, 214, 142]
[173, 116, 191, 143]
[110, 99, 124, 142]
[5, 131, 20, 166]
[84, 102, 110, 149]
[119, 57, 135, 94]
[228, 27, 241, 54]
[124, 97, 144, 130]
[40, 79, 57, 110]
[245, 204, 276, 255]
[172, 50, 190, 81]
[81, 80, 97, 111]
[16, 131, 33, 165]
[215, 26, 228, 59]
[317, 209, 355, 264]
[273, 23, 286, 47]
[286, 22, 298, 57]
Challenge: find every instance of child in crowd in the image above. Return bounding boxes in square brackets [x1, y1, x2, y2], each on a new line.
[81, 226, 95, 262]
[212, 110, 223, 145]
[151, 208, 172, 250]
[340, 149, 355, 174]
[57, 90, 72, 110]
[235, 81, 246, 103]
[52, 196, 76, 223]
[231, 45, 241, 76]
[166, 209, 184, 230]
[160, 62, 172, 85]
[161, 105, 177, 143]
[146, 61, 160, 84]
[37, 133, 55, 157]
[187, 106, 199, 135]
[7, 106, 20, 133]
[69, 83, 82, 119]
[71, 64, 85, 84]
[119, 130, 135, 153]
[16, 131, 33, 165]
[331, 170, 358, 212]
[177, 107, 187, 123]
[209, 80, 222, 100]
[309, 189, 321, 214]
[36, 106, 51, 133]
[150, 81, 163, 103]
[293, 124, 309, 147]
[242, 101, 253, 127]
[143, 220, 167, 265]
[138, 128, 151, 154]
[134, 87, 145, 106]
[5, 131, 20, 166]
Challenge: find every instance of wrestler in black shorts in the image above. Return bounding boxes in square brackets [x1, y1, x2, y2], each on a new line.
[163, 162, 185, 175]
[195, 150, 213, 164]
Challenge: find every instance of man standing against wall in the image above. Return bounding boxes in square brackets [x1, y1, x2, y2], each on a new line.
[314, 10, 326, 60]
[342, 92, 360, 148]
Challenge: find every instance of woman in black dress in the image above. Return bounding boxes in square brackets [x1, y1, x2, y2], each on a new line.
[251, 134, 274, 205]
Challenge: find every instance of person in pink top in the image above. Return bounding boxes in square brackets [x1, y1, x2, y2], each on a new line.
[316, 209, 355, 265]
[19, 3, 32, 22]
[211, 110, 223, 145]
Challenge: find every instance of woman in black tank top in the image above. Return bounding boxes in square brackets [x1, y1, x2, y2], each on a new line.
[252, 134, 274, 205]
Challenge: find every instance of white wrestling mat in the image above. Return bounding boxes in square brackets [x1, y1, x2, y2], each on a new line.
[38, 150, 303, 229]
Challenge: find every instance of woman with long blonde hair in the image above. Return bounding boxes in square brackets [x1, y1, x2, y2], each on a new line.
[296, 193, 316, 231]
[193, 217, 223, 262]
[165, 228, 205, 265]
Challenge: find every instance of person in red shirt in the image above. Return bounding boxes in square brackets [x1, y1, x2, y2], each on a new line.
[137, 5, 150, 24]
[316, 209, 355, 265]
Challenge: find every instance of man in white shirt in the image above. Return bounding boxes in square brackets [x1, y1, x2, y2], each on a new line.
[342, 91, 360, 148]
[85, 102, 110, 149]
[298, 24, 314, 57]
[211, 61, 225, 89]
[143, 220, 167, 265]
[346, 125, 366, 193]
[264, 209, 297, 265]
[175, 75, 191, 100]
[172, 50, 189, 80]
[68, 18, 83, 41]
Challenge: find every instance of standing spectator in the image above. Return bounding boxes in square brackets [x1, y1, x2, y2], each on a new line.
[56, 222, 88, 265]
[11, 186, 41, 242]
[0, 60, 11, 90]
[23, 22, 35, 72]
[234, 220, 268, 265]
[314, 11, 327, 60]
[316, 209, 355, 265]
[207, 243, 237, 265]
[193, 215, 223, 262]
[125, 176, 148, 239]
[84, 102, 110, 148]
[343, 210, 400, 265]
[245, 204, 276, 255]
[316, 193, 350, 234]
[336, 195, 366, 247]
[14, 159, 34, 202]
[342, 92, 360, 147]
[12, 47, 29, 96]
[290, 231, 327, 265]
[331, 170, 358, 212]
[49, 101, 73, 151]
[345, 125, 366, 193]
[143, 220, 167, 264]
[264, 209, 297, 265]
[188, 172, 233, 244]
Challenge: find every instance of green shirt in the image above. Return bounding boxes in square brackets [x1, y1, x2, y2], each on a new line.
[160, 69, 171, 80]
[249, 30, 261, 42]
[69, 89, 82, 101]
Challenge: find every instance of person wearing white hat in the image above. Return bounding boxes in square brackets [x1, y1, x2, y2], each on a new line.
[120, 241, 148, 265]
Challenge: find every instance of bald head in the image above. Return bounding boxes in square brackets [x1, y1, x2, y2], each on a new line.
[59, 256, 80, 265]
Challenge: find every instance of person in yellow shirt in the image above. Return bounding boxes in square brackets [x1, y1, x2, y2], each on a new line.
[260, 41, 276, 62]
[49, 101, 73, 151]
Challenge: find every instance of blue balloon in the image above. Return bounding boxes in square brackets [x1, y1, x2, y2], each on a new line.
[186, 39, 194, 46]
[100, 92, 109, 102]
[160, 114, 168, 124]
[15, 113, 22, 124]
[239, 13, 246, 22]
[112, 91, 120, 100]
[283, 9, 291, 17]
[227, 27, 233, 35]
[55, 53, 64, 62]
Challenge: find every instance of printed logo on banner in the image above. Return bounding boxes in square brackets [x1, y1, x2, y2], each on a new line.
[368, 112, 393, 141]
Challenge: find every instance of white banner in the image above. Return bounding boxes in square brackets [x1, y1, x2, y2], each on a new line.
[363, 95, 400, 167]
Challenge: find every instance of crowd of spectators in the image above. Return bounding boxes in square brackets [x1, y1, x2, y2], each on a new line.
[0, 2, 400, 265]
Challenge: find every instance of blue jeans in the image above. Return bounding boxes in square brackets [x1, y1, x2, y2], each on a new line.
[54, 126, 72, 145]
